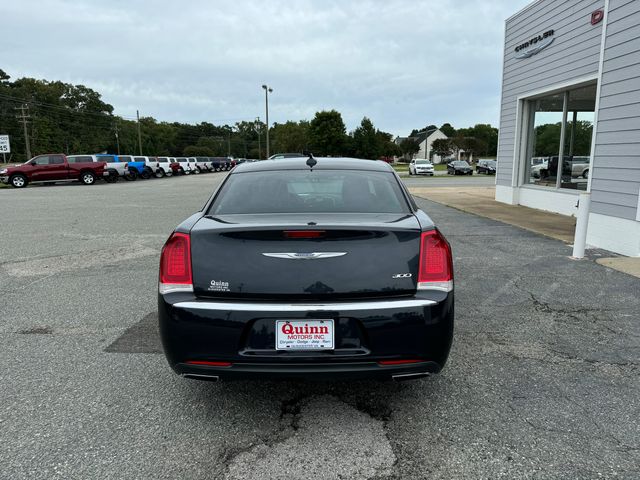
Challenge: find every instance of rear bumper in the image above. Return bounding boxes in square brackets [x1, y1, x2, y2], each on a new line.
[176, 360, 441, 381]
[159, 292, 454, 381]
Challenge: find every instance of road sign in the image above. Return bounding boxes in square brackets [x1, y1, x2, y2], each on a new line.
[0, 135, 10, 153]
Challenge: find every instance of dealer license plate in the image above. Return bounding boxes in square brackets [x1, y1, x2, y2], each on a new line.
[275, 319, 334, 350]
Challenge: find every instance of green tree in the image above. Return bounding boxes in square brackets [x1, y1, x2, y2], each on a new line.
[399, 138, 420, 161]
[431, 138, 454, 159]
[183, 145, 214, 156]
[440, 123, 456, 137]
[351, 117, 380, 159]
[452, 136, 487, 161]
[309, 110, 347, 156]
[468, 124, 498, 156]
[376, 131, 401, 158]
[271, 120, 310, 154]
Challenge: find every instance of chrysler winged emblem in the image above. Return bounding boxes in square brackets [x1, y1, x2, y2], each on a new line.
[262, 252, 347, 260]
[515, 37, 554, 59]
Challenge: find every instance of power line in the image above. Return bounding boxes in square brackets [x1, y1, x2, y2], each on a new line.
[0, 93, 137, 120]
[14, 104, 32, 159]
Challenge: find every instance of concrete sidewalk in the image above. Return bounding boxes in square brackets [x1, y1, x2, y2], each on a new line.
[408, 185, 640, 279]
[408, 186, 576, 243]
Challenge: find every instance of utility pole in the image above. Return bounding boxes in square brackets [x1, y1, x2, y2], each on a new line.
[114, 121, 121, 155]
[15, 104, 32, 160]
[262, 85, 273, 158]
[136, 109, 143, 155]
[255, 117, 261, 159]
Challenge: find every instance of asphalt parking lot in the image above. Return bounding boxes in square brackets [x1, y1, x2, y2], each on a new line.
[1, 173, 638, 479]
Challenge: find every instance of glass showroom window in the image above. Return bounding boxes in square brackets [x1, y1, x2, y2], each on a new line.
[523, 83, 596, 191]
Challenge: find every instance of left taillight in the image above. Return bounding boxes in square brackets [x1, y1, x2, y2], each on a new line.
[417, 229, 453, 292]
[159, 232, 193, 294]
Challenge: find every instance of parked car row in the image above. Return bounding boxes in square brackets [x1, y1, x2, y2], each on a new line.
[0, 154, 235, 188]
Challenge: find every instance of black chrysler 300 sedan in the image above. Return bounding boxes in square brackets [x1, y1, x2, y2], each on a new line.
[158, 157, 454, 381]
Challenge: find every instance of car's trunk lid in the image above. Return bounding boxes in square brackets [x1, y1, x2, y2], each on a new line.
[190, 213, 422, 299]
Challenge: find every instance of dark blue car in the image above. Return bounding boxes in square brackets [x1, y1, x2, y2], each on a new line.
[158, 157, 454, 382]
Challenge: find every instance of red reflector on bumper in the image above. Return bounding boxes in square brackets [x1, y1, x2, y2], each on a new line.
[186, 361, 232, 367]
[378, 359, 425, 366]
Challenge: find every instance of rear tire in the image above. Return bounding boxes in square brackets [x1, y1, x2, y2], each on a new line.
[140, 169, 152, 180]
[10, 174, 27, 188]
[80, 171, 96, 185]
[124, 170, 137, 181]
[155, 169, 165, 178]
[104, 169, 118, 183]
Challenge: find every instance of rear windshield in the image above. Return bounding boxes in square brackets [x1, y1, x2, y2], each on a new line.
[209, 170, 410, 215]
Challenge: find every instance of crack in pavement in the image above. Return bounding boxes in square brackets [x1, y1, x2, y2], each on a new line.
[222, 393, 397, 480]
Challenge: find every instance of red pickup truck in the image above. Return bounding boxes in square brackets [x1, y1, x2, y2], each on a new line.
[0, 154, 108, 188]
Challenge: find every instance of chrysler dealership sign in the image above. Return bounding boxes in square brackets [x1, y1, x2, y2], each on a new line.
[515, 29, 555, 59]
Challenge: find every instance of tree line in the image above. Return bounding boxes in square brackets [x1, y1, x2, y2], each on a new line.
[0, 69, 499, 163]
[0, 70, 401, 162]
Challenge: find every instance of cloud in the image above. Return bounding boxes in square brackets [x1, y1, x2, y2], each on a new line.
[3, 0, 531, 135]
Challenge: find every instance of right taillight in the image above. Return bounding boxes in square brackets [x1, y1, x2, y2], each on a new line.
[159, 232, 193, 294]
[417, 229, 453, 292]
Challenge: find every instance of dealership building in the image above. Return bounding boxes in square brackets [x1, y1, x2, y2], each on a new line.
[496, 0, 640, 256]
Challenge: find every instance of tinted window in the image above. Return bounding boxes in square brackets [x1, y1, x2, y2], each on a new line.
[134, 157, 145, 161]
[209, 170, 409, 215]
[51, 155, 65, 164]
[67, 156, 92, 163]
[98, 155, 115, 162]
[32, 156, 51, 165]
[120, 156, 132, 162]
[158, 157, 168, 163]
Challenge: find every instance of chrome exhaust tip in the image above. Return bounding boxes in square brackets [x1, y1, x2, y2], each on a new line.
[182, 373, 220, 382]
[392, 372, 430, 382]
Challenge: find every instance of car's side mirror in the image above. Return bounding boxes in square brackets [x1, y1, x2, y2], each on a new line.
[29, 160, 37, 166]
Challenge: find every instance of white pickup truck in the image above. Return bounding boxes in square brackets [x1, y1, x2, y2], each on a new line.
[175, 157, 197, 175]
[191, 157, 212, 173]
[70, 154, 125, 182]
[156, 157, 173, 177]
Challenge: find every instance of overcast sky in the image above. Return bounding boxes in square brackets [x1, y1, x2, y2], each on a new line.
[4, 0, 531, 136]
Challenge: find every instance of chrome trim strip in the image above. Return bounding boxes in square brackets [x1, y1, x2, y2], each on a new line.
[173, 298, 437, 312]
[417, 280, 454, 293]
[182, 374, 219, 381]
[159, 283, 194, 294]
[262, 252, 347, 260]
[392, 372, 430, 381]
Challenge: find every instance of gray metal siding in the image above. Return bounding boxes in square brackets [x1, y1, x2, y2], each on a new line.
[591, 0, 640, 220]
[497, 0, 603, 187]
